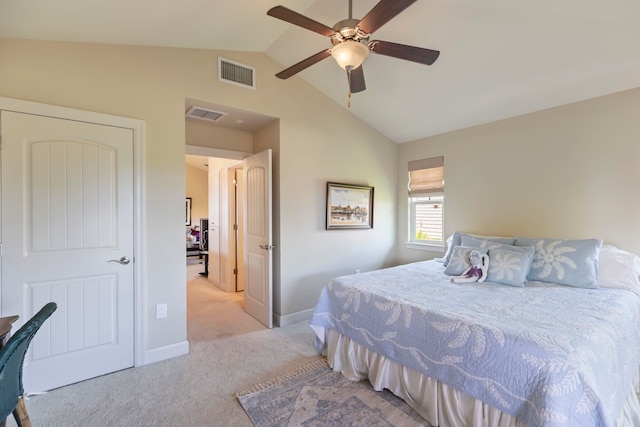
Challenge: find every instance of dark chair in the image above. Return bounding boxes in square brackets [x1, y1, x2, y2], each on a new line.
[0, 302, 57, 427]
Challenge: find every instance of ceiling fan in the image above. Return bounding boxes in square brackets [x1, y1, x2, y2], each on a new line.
[267, 0, 440, 97]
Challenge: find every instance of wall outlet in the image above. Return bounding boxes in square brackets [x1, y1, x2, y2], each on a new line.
[355, 269, 361, 275]
[156, 303, 168, 319]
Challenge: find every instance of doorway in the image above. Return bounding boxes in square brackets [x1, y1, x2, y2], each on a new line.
[185, 151, 255, 341]
[185, 153, 244, 292]
[184, 98, 277, 332]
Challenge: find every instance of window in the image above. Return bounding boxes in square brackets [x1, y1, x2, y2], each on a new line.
[410, 195, 444, 242]
[407, 156, 444, 248]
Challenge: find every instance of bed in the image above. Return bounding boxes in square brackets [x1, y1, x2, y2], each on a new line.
[309, 235, 640, 427]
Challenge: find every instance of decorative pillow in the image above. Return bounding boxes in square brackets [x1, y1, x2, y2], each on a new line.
[461, 235, 519, 252]
[443, 232, 514, 266]
[486, 246, 535, 287]
[442, 232, 462, 266]
[597, 245, 640, 294]
[441, 234, 455, 265]
[515, 237, 603, 288]
[444, 245, 488, 276]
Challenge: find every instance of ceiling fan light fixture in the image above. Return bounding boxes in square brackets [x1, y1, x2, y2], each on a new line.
[331, 41, 370, 70]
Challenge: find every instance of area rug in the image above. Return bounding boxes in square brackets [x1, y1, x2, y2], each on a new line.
[236, 358, 430, 426]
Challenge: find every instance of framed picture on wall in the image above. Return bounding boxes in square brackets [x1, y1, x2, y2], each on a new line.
[186, 197, 192, 226]
[326, 182, 374, 230]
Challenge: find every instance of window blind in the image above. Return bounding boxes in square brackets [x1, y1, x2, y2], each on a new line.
[408, 156, 444, 196]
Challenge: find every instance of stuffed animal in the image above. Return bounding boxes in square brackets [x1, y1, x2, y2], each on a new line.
[451, 249, 489, 283]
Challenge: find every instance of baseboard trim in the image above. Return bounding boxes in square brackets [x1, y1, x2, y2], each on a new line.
[142, 340, 190, 365]
[276, 309, 313, 327]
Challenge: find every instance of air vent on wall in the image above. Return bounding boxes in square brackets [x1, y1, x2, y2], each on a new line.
[218, 57, 256, 89]
[185, 106, 228, 123]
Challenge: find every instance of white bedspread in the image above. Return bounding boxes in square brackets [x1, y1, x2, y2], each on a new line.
[310, 260, 640, 427]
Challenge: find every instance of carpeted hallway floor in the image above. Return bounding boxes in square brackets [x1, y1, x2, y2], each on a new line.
[186, 263, 265, 342]
[12, 264, 319, 426]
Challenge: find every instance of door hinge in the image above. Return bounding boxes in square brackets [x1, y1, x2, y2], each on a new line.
[233, 179, 237, 185]
[233, 268, 238, 275]
[233, 224, 238, 231]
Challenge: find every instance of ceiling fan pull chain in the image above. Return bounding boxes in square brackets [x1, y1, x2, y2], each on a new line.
[347, 68, 352, 108]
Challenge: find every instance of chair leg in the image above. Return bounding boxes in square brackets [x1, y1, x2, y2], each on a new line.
[12, 396, 32, 427]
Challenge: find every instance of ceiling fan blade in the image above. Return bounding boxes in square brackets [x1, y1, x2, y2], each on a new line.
[357, 0, 417, 34]
[275, 49, 332, 79]
[267, 6, 336, 37]
[348, 66, 366, 93]
[369, 40, 440, 65]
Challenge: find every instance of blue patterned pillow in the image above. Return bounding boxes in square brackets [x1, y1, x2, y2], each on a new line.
[444, 232, 514, 266]
[444, 245, 488, 276]
[486, 246, 535, 287]
[515, 237, 602, 288]
[443, 232, 464, 266]
[461, 235, 518, 252]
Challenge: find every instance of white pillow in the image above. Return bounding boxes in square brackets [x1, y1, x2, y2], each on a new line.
[597, 245, 640, 294]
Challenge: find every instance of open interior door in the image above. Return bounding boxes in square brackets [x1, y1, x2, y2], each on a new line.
[243, 150, 272, 328]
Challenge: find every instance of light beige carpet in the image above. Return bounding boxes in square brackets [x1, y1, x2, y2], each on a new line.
[9, 265, 319, 426]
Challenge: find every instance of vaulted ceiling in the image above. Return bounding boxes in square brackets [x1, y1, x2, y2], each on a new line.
[2, 0, 639, 142]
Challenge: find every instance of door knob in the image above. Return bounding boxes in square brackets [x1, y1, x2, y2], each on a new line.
[109, 256, 131, 265]
[259, 244, 275, 250]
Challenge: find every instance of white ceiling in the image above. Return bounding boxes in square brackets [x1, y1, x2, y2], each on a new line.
[2, 0, 639, 143]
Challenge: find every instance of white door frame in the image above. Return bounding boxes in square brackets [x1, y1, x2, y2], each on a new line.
[0, 97, 147, 367]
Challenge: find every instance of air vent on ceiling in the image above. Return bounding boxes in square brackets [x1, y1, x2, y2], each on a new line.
[218, 57, 256, 90]
[185, 106, 228, 123]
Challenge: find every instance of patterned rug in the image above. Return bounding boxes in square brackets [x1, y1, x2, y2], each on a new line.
[236, 358, 430, 426]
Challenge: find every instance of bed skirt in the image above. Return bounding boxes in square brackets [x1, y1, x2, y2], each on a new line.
[323, 328, 640, 427]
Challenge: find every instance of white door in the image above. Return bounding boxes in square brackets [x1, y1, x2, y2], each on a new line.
[0, 111, 134, 391]
[243, 150, 272, 328]
[207, 227, 220, 284]
[207, 167, 220, 285]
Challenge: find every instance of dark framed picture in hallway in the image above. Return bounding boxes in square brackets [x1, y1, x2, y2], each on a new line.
[185, 197, 192, 226]
[326, 182, 374, 230]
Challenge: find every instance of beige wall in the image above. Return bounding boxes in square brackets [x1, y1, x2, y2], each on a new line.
[0, 38, 397, 353]
[277, 108, 398, 317]
[186, 119, 253, 153]
[185, 163, 208, 229]
[397, 88, 640, 264]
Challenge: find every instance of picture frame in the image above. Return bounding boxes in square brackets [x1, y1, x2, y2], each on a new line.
[326, 182, 374, 230]
[185, 197, 192, 226]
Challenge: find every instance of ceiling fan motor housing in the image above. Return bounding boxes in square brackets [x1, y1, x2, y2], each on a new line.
[331, 19, 370, 45]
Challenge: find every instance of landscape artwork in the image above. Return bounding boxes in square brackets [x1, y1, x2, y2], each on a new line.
[326, 182, 374, 230]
